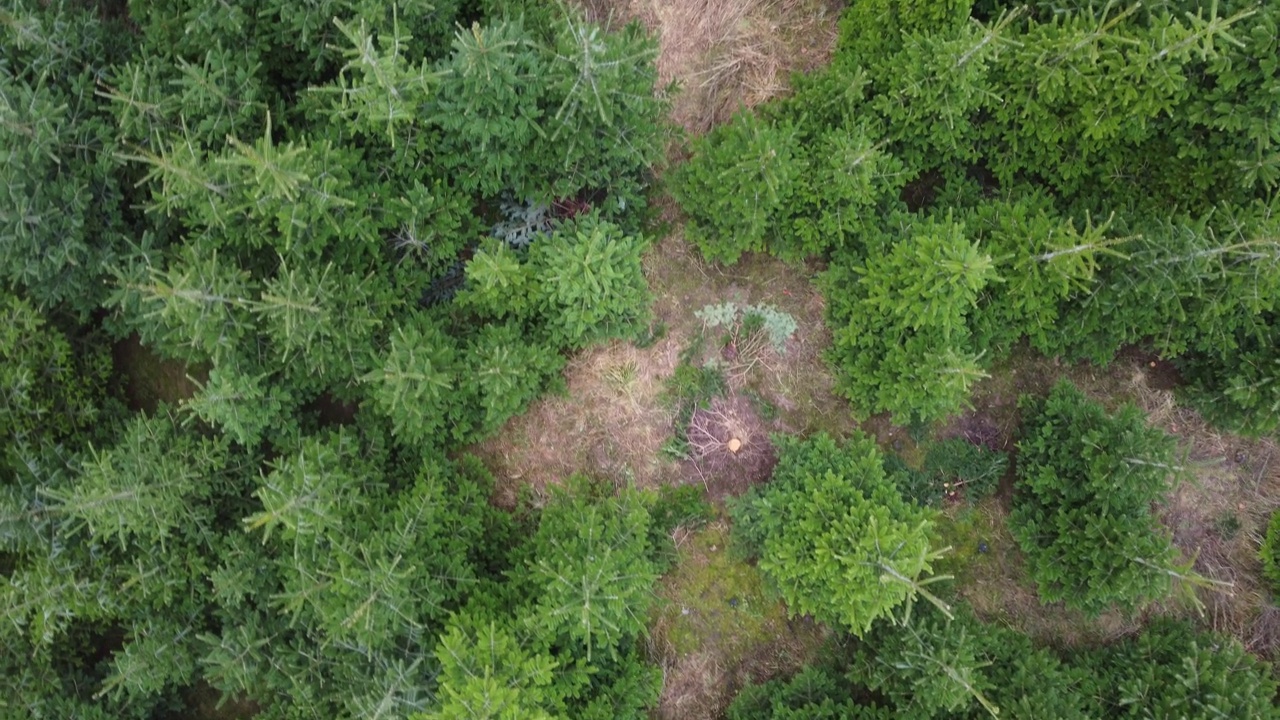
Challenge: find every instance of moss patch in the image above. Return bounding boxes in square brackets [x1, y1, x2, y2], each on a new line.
[651, 522, 786, 657]
[649, 520, 827, 719]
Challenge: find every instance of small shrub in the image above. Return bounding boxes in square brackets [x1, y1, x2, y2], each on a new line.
[1260, 509, 1280, 598]
[670, 112, 803, 264]
[850, 603, 998, 718]
[884, 439, 1008, 508]
[1010, 380, 1179, 615]
[882, 454, 939, 507]
[824, 219, 995, 425]
[490, 197, 553, 249]
[530, 213, 651, 348]
[697, 302, 798, 354]
[631, 320, 667, 349]
[732, 432, 947, 636]
[661, 354, 728, 458]
[924, 439, 1006, 503]
[1086, 619, 1280, 720]
[646, 484, 714, 571]
[728, 666, 892, 720]
[697, 302, 798, 389]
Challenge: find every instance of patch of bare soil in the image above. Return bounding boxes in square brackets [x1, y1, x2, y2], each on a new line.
[682, 394, 778, 500]
[112, 334, 205, 413]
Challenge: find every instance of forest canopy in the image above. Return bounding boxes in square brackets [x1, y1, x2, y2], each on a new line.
[2, 0, 1280, 718]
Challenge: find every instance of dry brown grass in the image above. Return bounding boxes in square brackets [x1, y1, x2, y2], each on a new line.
[471, 222, 851, 507]
[472, 336, 686, 509]
[1114, 365, 1280, 658]
[578, 0, 841, 133]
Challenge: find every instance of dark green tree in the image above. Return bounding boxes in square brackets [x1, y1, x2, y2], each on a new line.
[1010, 381, 1180, 614]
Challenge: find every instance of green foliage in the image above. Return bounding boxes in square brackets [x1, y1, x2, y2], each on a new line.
[49, 412, 229, 552]
[645, 484, 714, 571]
[1260, 509, 1280, 598]
[421, 618, 561, 720]
[728, 666, 893, 720]
[964, 197, 1128, 354]
[677, 0, 1280, 435]
[181, 363, 294, 447]
[519, 481, 658, 662]
[825, 219, 995, 425]
[323, 10, 442, 147]
[456, 238, 540, 321]
[539, 15, 667, 210]
[660, 354, 727, 458]
[1, 0, 670, 715]
[243, 429, 365, 543]
[108, 245, 257, 365]
[431, 19, 547, 199]
[838, 0, 975, 63]
[696, 302, 798, 354]
[966, 619, 1100, 720]
[360, 315, 459, 446]
[1085, 619, 1280, 720]
[884, 438, 1006, 508]
[732, 433, 947, 636]
[926, 439, 1007, 503]
[530, 213, 651, 348]
[0, 294, 110, 445]
[0, 0, 133, 315]
[728, 607, 1280, 720]
[1010, 381, 1179, 614]
[460, 321, 567, 438]
[671, 111, 803, 263]
[850, 603, 998, 718]
[253, 260, 383, 381]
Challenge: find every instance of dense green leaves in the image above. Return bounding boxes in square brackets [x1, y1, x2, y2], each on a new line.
[733, 433, 946, 636]
[675, 0, 1280, 435]
[50, 413, 229, 551]
[521, 484, 657, 661]
[825, 219, 995, 424]
[423, 618, 561, 720]
[1085, 619, 1280, 720]
[671, 112, 802, 263]
[1011, 381, 1180, 614]
[0, 0, 133, 315]
[531, 214, 651, 348]
[849, 603, 998, 718]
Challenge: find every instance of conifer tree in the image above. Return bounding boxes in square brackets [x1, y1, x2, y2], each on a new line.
[825, 219, 994, 424]
[733, 433, 948, 637]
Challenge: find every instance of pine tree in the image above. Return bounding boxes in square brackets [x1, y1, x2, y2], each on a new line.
[825, 218, 995, 425]
[732, 433, 948, 637]
[1010, 381, 1180, 614]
